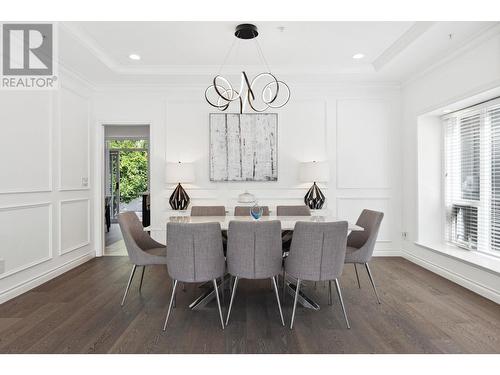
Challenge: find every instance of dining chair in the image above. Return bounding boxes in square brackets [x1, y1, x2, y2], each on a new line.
[190, 206, 226, 216]
[225, 220, 284, 326]
[344, 209, 384, 304]
[118, 212, 167, 307]
[163, 222, 226, 331]
[234, 205, 270, 216]
[276, 205, 311, 216]
[277, 205, 312, 293]
[285, 221, 350, 329]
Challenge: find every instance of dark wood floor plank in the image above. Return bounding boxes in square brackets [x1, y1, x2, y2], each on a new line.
[0, 256, 498, 354]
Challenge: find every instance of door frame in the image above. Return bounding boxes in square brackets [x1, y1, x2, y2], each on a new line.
[95, 121, 153, 257]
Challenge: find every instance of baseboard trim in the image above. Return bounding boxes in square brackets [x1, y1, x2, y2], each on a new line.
[0, 251, 95, 305]
[401, 249, 500, 304]
[373, 250, 401, 257]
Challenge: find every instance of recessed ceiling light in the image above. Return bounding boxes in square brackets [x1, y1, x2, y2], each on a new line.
[129, 53, 141, 61]
[352, 53, 365, 60]
[443, 109, 452, 113]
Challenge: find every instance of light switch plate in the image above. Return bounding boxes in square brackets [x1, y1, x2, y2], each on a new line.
[81, 177, 89, 187]
[0, 258, 5, 274]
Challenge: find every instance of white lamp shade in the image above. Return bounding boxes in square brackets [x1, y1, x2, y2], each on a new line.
[166, 162, 195, 183]
[299, 161, 329, 182]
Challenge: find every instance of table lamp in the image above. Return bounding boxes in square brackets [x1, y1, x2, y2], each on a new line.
[166, 161, 195, 210]
[299, 161, 329, 209]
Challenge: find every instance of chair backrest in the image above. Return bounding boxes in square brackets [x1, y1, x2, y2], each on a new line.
[346, 209, 384, 262]
[227, 220, 282, 279]
[286, 221, 348, 281]
[276, 205, 311, 216]
[166, 222, 225, 283]
[190, 206, 226, 216]
[118, 212, 155, 264]
[234, 206, 270, 217]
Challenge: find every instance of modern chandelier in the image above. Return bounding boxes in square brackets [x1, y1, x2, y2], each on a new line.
[205, 24, 290, 114]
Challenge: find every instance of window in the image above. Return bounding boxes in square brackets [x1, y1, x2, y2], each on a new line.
[444, 99, 500, 256]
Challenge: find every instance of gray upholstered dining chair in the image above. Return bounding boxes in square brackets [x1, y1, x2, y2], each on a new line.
[234, 205, 270, 216]
[344, 209, 384, 304]
[276, 205, 311, 216]
[190, 206, 226, 216]
[225, 220, 284, 326]
[118, 212, 167, 306]
[285, 221, 350, 329]
[163, 222, 226, 331]
[277, 205, 312, 292]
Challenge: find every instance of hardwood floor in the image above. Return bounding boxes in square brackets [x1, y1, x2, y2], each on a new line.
[0, 257, 499, 353]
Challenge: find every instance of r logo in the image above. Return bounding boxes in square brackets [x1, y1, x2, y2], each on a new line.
[2, 24, 53, 76]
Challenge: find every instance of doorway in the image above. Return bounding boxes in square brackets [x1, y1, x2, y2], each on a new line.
[103, 125, 150, 256]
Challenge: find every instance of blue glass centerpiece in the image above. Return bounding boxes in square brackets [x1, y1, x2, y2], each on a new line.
[250, 203, 264, 220]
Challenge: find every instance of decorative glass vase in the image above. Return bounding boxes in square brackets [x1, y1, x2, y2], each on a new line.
[250, 203, 264, 220]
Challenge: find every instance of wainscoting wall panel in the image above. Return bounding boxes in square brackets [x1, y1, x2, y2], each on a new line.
[336, 99, 393, 189]
[0, 68, 95, 305]
[0, 203, 52, 279]
[0, 91, 52, 194]
[59, 86, 90, 191]
[59, 198, 90, 255]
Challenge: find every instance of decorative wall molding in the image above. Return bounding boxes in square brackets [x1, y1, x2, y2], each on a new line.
[58, 85, 91, 192]
[0, 202, 53, 279]
[0, 251, 95, 305]
[335, 98, 393, 190]
[0, 93, 54, 195]
[59, 198, 91, 255]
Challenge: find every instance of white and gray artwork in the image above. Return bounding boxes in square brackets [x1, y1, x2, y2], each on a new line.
[209, 113, 278, 181]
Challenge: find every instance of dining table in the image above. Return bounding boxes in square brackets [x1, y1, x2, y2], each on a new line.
[145, 215, 363, 311]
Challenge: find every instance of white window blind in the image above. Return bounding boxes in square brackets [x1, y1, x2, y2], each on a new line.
[444, 98, 500, 256]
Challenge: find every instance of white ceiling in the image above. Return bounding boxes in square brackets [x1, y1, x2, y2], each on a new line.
[58, 21, 499, 85]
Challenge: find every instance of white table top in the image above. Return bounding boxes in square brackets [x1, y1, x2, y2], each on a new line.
[145, 215, 363, 232]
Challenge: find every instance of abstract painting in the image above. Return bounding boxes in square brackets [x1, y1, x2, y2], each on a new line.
[209, 113, 278, 181]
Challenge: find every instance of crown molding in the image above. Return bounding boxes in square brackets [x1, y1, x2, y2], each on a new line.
[372, 22, 435, 71]
[58, 64, 98, 91]
[402, 22, 500, 88]
[93, 79, 402, 93]
[59, 22, 120, 71]
[60, 21, 377, 77]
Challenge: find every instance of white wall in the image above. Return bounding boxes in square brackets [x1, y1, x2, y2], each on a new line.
[402, 29, 500, 303]
[0, 70, 95, 303]
[93, 80, 402, 256]
[417, 115, 443, 245]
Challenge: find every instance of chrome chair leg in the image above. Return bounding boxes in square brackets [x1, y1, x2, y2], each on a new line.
[163, 279, 178, 331]
[334, 279, 350, 329]
[213, 279, 225, 330]
[272, 276, 285, 326]
[365, 263, 381, 304]
[328, 280, 332, 305]
[121, 264, 137, 306]
[282, 270, 286, 303]
[220, 276, 225, 307]
[290, 278, 301, 329]
[354, 263, 361, 288]
[229, 275, 233, 297]
[225, 276, 239, 326]
[139, 266, 146, 292]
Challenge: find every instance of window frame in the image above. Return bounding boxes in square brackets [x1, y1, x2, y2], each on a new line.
[442, 98, 500, 258]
